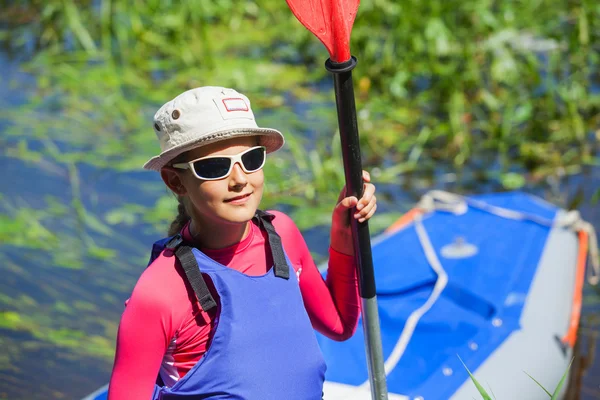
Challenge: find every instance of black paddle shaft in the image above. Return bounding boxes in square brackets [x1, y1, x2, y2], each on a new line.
[326, 56, 376, 300]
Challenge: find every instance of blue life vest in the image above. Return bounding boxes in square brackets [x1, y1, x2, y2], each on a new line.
[149, 210, 327, 400]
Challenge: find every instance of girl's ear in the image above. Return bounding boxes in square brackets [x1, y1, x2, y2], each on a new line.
[161, 167, 187, 196]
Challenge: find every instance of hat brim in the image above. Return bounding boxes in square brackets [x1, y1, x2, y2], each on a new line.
[142, 128, 285, 171]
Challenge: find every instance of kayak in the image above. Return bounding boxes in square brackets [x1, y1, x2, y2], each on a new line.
[320, 190, 597, 399]
[82, 190, 598, 400]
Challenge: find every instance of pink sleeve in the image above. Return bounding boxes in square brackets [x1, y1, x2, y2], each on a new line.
[108, 260, 175, 400]
[269, 211, 360, 341]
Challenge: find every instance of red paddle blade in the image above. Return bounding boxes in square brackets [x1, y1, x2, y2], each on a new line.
[286, 0, 360, 63]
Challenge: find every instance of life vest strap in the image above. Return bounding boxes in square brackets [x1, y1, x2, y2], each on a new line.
[163, 210, 290, 312]
[166, 234, 218, 312]
[254, 210, 290, 279]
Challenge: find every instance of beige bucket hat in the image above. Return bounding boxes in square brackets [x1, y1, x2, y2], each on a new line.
[143, 86, 285, 171]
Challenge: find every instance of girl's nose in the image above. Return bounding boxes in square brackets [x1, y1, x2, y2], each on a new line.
[229, 162, 248, 187]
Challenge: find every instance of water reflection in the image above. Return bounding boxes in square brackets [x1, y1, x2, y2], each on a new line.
[1, 57, 599, 400]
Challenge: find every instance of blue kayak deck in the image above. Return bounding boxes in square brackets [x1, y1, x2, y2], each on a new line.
[317, 192, 559, 399]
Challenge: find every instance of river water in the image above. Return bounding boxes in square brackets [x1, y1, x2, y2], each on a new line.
[0, 49, 598, 399]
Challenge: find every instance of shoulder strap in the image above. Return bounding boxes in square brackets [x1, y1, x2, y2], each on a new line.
[254, 210, 290, 279]
[166, 235, 218, 312]
[163, 211, 290, 311]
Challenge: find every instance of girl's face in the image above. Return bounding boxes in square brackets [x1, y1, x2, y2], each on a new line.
[162, 136, 264, 227]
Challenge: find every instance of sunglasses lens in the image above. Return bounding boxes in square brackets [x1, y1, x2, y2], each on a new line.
[193, 158, 231, 179]
[189, 147, 265, 180]
[241, 147, 265, 172]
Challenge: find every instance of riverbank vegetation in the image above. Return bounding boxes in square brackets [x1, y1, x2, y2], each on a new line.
[0, 1, 598, 394]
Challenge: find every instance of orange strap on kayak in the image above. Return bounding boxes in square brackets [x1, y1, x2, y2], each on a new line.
[386, 208, 423, 234]
[561, 230, 589, 348]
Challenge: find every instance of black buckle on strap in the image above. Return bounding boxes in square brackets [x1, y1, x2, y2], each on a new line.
[165, 234, 184, 250]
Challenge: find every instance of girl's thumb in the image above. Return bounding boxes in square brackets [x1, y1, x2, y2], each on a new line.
[336, 196, 358, 212]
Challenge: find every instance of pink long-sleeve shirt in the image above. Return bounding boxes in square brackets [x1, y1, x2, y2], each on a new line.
[108, 210, 360, 399]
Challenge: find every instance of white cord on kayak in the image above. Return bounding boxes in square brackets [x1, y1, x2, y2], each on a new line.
[558, 211, 600, 286]
[359, 212, 448, 389]
[418, 190, 600, 286]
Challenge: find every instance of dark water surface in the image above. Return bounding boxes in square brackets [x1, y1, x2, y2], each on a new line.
[0, 53, 599, 399]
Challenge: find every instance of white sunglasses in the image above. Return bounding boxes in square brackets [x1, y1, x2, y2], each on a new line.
[172, 146, 266, 181]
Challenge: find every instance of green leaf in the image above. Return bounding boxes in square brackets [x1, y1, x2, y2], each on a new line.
[489, 385, 497, 400]
[524, 371, 552, 397]
[501, 172, 526, 190]
[105, 208, 139, 226]
[551, 358, 574, 399]
[592, 189, 600, 205]
[523, 358, 574, 399]
[84, 213, 114, 236]
[87, 244, 117, 261]
[458, 356, 492, 400]
[62, 0, 98, 54]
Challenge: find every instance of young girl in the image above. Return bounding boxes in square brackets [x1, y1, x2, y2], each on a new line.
[108, 86, 377, 399]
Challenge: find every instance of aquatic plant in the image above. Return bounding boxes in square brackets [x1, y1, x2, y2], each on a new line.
[1, 0, 599, 191]
[0, 1, 598, 397]
[460, 356, 574, 399]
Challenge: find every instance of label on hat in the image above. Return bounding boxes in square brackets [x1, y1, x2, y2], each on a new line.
[214, 97, 255, 122]
[222, 98, 249, 112]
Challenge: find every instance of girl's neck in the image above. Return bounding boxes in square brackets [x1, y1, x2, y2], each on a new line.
[189, 218, 251, 250]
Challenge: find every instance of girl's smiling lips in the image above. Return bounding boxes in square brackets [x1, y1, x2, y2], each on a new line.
[224, 192, 252, 204]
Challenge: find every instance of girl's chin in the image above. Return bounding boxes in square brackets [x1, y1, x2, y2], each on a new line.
[218, 204, 259, 223]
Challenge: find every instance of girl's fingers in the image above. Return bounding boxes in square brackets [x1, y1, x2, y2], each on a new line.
[354, 194, 376, 219]
[362, 170, 371, 183]
[358, 204, 377, 223]
[356, 183, 376, 211]
[338, 171, 372, 206]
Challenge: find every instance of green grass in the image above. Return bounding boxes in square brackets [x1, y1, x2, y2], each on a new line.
[1, 0, 598, 189]
[460, 355, 574, 399]
[0, 2, 597, 394]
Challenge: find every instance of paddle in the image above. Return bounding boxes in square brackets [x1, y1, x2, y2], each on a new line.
[285, 1, 389, 398]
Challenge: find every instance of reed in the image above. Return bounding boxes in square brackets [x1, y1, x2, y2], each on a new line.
[0, 3, 597, 389]
[460, 356, 574, 399]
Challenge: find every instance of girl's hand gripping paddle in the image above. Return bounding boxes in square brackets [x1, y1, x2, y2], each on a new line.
[285, 1, 389, 399]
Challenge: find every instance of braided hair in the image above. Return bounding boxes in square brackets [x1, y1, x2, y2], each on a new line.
[167, 151, 193, 236]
